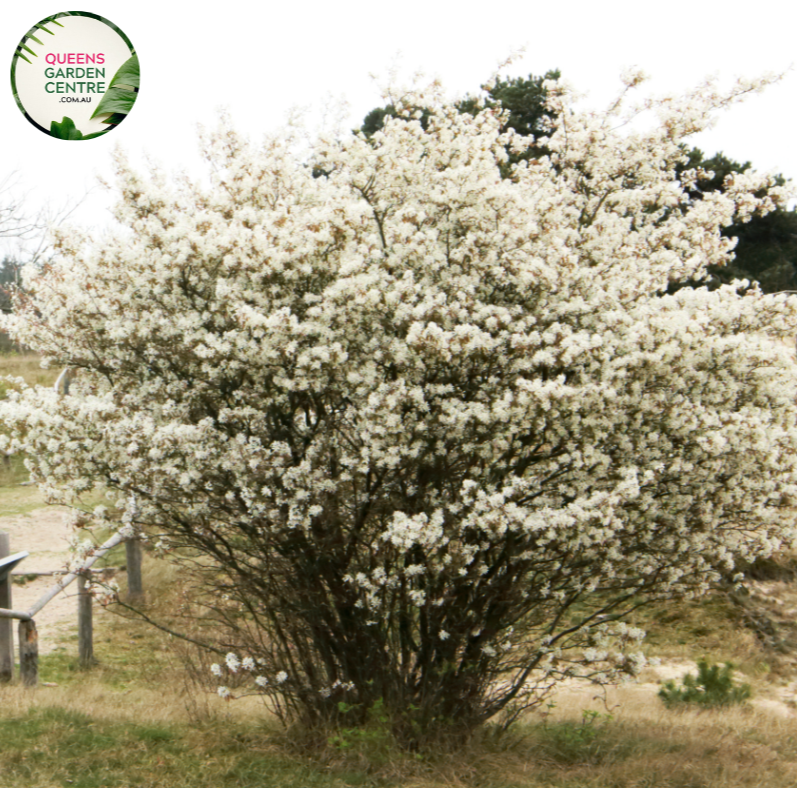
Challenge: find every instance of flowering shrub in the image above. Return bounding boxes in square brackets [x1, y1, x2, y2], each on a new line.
[2, 70, 797, 744]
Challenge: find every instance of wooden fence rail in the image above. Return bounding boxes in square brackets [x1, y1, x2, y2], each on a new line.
[0, 529, 144, 686]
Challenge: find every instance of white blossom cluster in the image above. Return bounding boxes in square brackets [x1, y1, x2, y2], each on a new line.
[210, 654, 287, 701]
[2, 70, 797, 706]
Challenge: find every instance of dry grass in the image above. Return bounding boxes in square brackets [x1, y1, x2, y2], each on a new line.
[4, 660, 797, 787]
[0, 484, 48, 514]
[637, 593, 783, 678]
[3, 549, 796, 787]
[0, 353, 60, 398]
[2, 532, 797, 786]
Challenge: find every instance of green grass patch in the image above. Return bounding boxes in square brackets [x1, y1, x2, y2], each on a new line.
[0, 706, 359, 787]
[531, 708, 620, 765]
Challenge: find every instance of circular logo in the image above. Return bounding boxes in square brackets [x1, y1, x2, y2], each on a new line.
[11, 12, 139, 140]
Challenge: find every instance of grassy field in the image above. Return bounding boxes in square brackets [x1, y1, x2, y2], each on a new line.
[1, 353, 797, 786]
[0, 552, 794, 787]
[1, 695, 795, 787]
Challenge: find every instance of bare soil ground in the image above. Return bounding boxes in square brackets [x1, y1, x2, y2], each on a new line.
[549, 659, 797, 722]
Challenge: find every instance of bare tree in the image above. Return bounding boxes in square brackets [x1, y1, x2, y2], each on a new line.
[0, 171, 89, 300]
[0, 172, 88, 353]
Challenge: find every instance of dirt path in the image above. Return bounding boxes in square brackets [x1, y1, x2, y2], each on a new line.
[1, 508, 81, 655]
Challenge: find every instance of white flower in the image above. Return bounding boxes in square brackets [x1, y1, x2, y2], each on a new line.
[275, 671, 288, 684]
[439, 629, 450, 641]
[217, 686, 231, 699]
[210, 663, 222, 677]
[255, 676, 269, 688]
[584, 648, 607, 662]
[225, 652, 240, 672]
[241, 656, 256, 671]
[626, 652, 648, 674]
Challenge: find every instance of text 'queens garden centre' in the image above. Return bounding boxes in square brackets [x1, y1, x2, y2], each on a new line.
[44, 53, 106, 94]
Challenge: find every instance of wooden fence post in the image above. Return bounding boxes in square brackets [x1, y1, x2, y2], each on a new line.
[125, 537, 145, 603]
[77, 575, 95, 668]
[18, 618, 38, 687]
[0, 532, 13, 683]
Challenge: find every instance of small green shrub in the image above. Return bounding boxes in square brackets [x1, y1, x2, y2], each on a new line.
[658, 661, 751, 709]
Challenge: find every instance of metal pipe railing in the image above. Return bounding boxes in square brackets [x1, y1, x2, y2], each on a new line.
[0, 608, 31, 621]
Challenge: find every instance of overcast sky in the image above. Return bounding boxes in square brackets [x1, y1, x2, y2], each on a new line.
[1, 0, 795, 254]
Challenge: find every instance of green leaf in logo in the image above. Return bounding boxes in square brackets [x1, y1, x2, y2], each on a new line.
[50, 117, 84, 140]
[98, 112, 128, 126]
[108, 54, 139, 89]
[91, 54, 139, 122]
[14, 15, 65, 64]
[49, 117, 109, 141]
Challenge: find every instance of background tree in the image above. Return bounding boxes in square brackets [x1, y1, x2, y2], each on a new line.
[361, 70, 559, 175]
[0, 173, 76, 352]
[2, 73, 797, 747]
[0, 256, 22, 352]
[0, 172, 86, 310]
[362, 72, 797, 293]
[457, 69, 560, 174]
[672, 148, 797, 292]
[0, 256, 21, 314]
